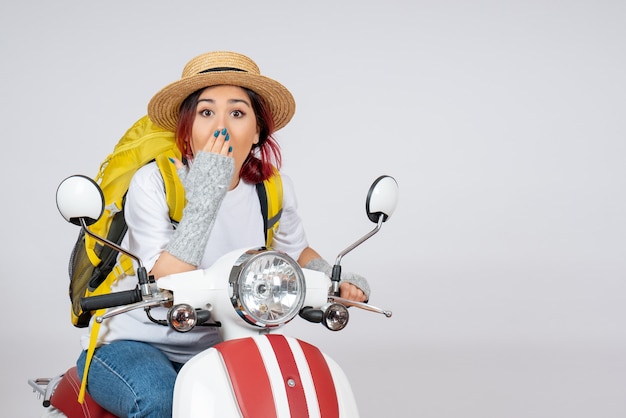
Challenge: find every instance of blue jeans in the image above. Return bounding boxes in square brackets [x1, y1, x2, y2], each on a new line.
[77, 340, 184, 418]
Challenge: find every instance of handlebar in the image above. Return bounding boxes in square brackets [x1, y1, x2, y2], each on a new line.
[80, 287, 143, 312]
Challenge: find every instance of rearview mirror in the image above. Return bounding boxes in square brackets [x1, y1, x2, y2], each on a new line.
[56, 175, 104, 226]
[366, 175, 399, 223]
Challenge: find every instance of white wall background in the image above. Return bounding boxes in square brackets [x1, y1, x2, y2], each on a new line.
[2, 1, 625, 417]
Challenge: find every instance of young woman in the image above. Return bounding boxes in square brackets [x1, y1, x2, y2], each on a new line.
[77, 51, 370, 417]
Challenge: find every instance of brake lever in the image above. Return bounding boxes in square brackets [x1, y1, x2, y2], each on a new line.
[327, 295, 392, 318]
[95, 293, 172, 323]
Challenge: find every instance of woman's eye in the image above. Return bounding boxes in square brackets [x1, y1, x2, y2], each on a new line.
[231, 110, 244, 118]
[200, 109, 213, 117]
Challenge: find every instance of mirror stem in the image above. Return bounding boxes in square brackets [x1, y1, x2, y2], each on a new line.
[331, 215, 385, 295]
[79, 218, 151, 297]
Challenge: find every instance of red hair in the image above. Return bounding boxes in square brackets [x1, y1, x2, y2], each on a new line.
[175, 87, 282, 184]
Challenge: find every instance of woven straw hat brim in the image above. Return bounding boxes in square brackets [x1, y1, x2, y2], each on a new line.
[148, 71, 295, 133]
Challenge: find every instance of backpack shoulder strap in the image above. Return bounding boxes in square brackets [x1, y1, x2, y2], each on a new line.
[256, 169, 283, 247]
[155, 153, 186, 223]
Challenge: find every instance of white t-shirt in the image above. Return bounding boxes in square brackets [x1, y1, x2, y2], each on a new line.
[81, 162, 309, 362]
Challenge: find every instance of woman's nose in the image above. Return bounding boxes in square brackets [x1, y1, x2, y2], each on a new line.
[215, 112, 231, 129]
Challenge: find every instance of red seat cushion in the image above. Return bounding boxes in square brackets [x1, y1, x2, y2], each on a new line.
[50, 367, 118, 418]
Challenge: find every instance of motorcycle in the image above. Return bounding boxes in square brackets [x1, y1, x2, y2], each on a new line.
[29, 174, 399, 417]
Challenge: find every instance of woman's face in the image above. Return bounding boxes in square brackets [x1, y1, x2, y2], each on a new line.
[191, 85, 260, 182]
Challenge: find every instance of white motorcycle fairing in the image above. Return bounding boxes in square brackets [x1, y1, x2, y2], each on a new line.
[172, 334, 358, 418]
[156, 248, 333, 341]
[157, 249, 359, 417]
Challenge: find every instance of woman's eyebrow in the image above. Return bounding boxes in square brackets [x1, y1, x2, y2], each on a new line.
[197, 98, 251, 107]
[229, 98, 251, 107]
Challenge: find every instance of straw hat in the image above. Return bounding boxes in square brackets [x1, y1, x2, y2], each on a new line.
[148, 51, 295, 132]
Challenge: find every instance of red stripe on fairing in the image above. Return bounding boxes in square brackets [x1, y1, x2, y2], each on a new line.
[267, 335, 309, 416]
[298, 339, 340, 418]
[215, 338, 277, 418]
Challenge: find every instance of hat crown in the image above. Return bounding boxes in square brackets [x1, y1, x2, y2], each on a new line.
[182, 51, 261, 78]
[149, 51, 295, 132]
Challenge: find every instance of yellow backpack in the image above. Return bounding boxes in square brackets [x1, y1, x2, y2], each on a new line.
[68, 115, 283, 328]
[72, 115, 283, 403]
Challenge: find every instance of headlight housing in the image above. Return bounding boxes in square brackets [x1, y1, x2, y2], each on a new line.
[229, 248, 306, 328]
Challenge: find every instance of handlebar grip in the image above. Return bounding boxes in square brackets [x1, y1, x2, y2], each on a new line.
[80, 287, 142, 311]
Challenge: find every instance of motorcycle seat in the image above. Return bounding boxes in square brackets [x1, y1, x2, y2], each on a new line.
[50, 366, 117, 418]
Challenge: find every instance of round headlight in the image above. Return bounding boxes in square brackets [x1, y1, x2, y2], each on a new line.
[230, 249, 306, 328]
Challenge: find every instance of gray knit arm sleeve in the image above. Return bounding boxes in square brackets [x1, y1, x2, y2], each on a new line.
[165, 151, 234, 266]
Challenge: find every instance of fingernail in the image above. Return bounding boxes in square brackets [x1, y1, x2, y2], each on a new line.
[214, 130, 220, 138]
[228, 146, 233, 152]
[221, 128, 227, 135]
[225, 134, 230, 141]
[168, 157, 175, 164]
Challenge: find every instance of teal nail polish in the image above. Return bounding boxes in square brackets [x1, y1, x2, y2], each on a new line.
[225, 134, 230, 141]
[228, 146, 232, 152]
[214, 130, 220, 138]
[221, 128, 227, 135]
[168, 157, 175, 164]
